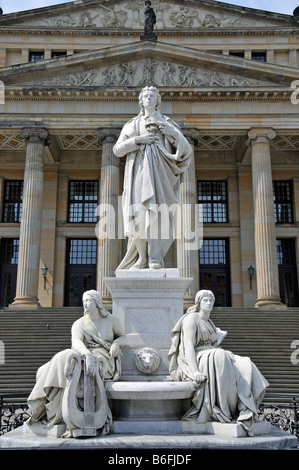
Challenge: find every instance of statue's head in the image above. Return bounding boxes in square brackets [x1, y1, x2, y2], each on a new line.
[139, 86, 161, 114]
[82, 289, 109, 317]
[194, 289, 215, 309]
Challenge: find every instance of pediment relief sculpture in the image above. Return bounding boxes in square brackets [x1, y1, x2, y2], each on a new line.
[0, 0, 292, 30]
[30, 59, 271, 88]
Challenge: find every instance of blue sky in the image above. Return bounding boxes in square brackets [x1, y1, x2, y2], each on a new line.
[1, 0, 299, 15]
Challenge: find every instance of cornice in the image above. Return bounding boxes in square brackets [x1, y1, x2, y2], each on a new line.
[4, 86, 292, 102]
[0, 26, 298, 38]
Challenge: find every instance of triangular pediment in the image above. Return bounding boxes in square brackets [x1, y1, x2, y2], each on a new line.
[0, 41, 298, 89]
[0, 0, 297, 30]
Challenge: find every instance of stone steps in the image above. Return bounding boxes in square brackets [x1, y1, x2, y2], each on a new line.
[0, 307, 299, 403]
[0, 307, 82, 396]
[211, 308, 299, 402]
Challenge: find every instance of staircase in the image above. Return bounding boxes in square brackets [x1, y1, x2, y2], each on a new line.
[0, 307, 82, 396]
[211, 307, 299, 403]
[0, 307, 298, 403]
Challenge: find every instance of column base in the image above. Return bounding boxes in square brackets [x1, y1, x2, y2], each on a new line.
[255, 298, 287, 309]
[10, 296, 41, 308]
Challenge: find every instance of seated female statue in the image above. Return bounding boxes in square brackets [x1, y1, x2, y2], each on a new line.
[26, 290, 126, 437]
[168, 289, 269, 435]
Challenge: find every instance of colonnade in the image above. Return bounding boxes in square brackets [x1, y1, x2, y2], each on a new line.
[10, 126, 285, 309]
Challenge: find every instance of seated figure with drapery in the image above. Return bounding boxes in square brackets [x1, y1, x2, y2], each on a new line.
[168, 289, 269, 436]
[25, 290, 126, 438]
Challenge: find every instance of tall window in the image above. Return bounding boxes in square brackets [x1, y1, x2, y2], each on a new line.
[64, 239, 97, 307]
[229, 51, 244, 58]
[0, 239, 19, 265]
[68, 180, 98, 223]
[199, 239, 228, 266]
[199, 239, 231, 307]
[29, 51, 44, 62]
[197, 181, 228, 223]
[67, 239, 97, 265]
[273, 181, 294, 224]
[252, 52, 266, 62]
[2, 180, 23, 223]
[277, 239, 294, 266]
[51, 51, 67, 58]
[277, 239, 299, 307]
[0, 239, 19, 307]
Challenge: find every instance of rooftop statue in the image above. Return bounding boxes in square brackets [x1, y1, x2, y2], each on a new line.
[168, 290, 269, 436]
[113, 86, 192, 270]
[143, 0, 156, 38]
[25, 290, 126, 438]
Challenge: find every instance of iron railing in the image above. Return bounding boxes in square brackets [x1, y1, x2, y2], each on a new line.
[258, 393, 299, 439]
[0, 392, 298, 440]
[0, 393, 30, 436]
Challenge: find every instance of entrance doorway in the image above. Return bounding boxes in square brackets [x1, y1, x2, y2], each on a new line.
[0, 239, 19, 307]
[199, 239, 231, 307]
[277, 239, 299, 307]
[64, 239, 97, 307]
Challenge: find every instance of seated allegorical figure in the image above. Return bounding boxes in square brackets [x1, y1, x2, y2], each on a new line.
[26, 290, 126, 438]
[168, 289, 269, 436]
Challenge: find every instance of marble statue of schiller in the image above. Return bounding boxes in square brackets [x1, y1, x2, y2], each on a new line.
[113, 86, 192, 270]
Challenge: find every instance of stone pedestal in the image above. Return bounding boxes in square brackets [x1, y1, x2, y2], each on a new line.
[181, 419, 272, 438]
[104, 269, 192, 381]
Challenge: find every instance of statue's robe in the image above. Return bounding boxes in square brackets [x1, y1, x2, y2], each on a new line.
[168, 311, 269, 434]
[113, 113, 192, 268]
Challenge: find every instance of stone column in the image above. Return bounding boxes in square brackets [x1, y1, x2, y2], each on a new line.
[12, 127, 49, 308]
[96, 128, 121, 299]
[247, 128, 285, 308]
[177, 128, 199, 301]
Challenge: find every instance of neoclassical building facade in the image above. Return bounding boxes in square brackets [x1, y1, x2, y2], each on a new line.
[0, 0, 299, 310]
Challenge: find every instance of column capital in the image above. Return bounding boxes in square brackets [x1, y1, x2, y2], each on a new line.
[21, 127, 49, 145]
[247, 127, 276, 145]
[97, 128, 121, 145]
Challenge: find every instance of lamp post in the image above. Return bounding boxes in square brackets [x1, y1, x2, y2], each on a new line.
[41, 265, 48, 290]
[248, 265, 255, 290]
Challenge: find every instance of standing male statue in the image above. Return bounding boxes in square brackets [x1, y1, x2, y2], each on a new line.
[113, 86, 192, 270]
